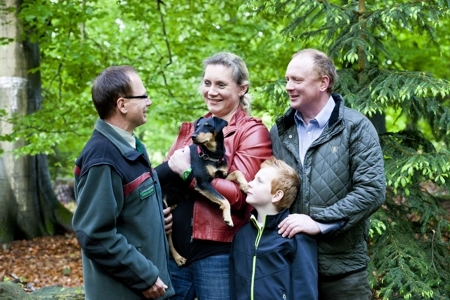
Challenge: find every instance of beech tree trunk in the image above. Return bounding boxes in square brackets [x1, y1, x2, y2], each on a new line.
[0, 0, 72, 243]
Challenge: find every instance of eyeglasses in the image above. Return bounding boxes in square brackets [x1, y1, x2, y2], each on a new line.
[123, 94, 149, 100]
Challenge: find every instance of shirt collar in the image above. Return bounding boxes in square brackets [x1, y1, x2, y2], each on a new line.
[106, 122, 136, 148]
[294, 95, 335, 128]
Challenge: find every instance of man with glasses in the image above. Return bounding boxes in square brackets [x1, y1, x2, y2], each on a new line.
[73, 66, 174, 299]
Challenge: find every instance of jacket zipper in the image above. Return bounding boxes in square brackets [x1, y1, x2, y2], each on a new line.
[250, 216, 265, 300]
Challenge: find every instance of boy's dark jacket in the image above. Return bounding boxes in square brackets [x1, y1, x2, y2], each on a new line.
[230, 208, 318, 300]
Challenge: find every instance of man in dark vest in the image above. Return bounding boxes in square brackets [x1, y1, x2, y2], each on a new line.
[73, 66, 174, 299]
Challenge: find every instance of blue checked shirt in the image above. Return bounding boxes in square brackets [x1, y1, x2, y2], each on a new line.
[294, 96, 335, 164]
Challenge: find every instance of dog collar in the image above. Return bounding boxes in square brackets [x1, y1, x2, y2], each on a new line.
[197, 146, 224, 163]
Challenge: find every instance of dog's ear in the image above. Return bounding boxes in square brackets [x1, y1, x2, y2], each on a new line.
[212, 116, 228, 131]
[193, 117, 203, 128]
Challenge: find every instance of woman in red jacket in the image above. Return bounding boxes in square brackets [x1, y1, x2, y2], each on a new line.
[164, 52, 272, 299]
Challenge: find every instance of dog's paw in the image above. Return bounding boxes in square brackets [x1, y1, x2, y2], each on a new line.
[226, 170, 249, 193]
[224, 218, 234, 228]
[239, 182, 249, 193]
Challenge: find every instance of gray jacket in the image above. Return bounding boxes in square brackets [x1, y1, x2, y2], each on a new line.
[270, 93, 386, 278]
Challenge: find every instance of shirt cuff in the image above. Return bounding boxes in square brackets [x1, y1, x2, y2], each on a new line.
[316, 220, 345, 235]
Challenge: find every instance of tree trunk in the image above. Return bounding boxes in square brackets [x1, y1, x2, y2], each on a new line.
[369, 112, 386, 134]
[0, 0, 73, 243]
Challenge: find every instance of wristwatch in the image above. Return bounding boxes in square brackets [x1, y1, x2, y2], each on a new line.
[182, 167, 192, 181]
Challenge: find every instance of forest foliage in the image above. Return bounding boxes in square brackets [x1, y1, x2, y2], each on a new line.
[1, 0, 450, 299]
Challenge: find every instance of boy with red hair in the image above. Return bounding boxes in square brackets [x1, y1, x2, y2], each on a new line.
[230, 157, 318, 299]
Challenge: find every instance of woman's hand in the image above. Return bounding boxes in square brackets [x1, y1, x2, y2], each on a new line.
[168, 145, 191, 177]
[163, 206, 173, 234]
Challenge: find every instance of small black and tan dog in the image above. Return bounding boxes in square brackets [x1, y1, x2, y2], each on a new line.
[156, 116, 247, 266]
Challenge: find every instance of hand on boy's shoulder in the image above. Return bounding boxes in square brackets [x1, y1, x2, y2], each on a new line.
[278, 214, 320, 238]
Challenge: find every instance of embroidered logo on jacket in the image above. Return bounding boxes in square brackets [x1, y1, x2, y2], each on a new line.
[140, 186, 155, 199]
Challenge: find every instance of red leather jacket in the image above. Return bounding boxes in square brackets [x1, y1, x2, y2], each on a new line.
[166, 106, 272, 242]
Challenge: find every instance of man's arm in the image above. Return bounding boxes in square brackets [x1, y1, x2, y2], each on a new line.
[311, 118, 386, 232]
[278, 214, 346, 238]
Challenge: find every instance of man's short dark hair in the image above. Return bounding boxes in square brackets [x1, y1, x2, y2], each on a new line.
[91, 65, 136, 119]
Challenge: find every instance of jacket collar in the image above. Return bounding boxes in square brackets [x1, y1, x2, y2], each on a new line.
[94, 118, 143, 161]
[250, 208, 290, 229]
[328, 93, 343, 127]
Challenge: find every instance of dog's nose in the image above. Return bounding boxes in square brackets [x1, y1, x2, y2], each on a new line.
[191, 134, 197, 140]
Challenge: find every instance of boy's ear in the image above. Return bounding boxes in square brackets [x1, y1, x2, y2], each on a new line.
[272, 190, 284, 203]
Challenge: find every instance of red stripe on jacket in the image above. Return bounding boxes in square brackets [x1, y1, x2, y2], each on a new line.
[123, 172, 151, 198]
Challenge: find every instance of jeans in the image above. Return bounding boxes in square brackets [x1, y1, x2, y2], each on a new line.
[319, 270, 372, 300]
[169, 254, 230, 300]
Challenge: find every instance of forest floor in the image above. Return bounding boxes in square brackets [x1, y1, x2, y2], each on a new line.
[0, 197, 83, 292]
[0, 233, 83, 292]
